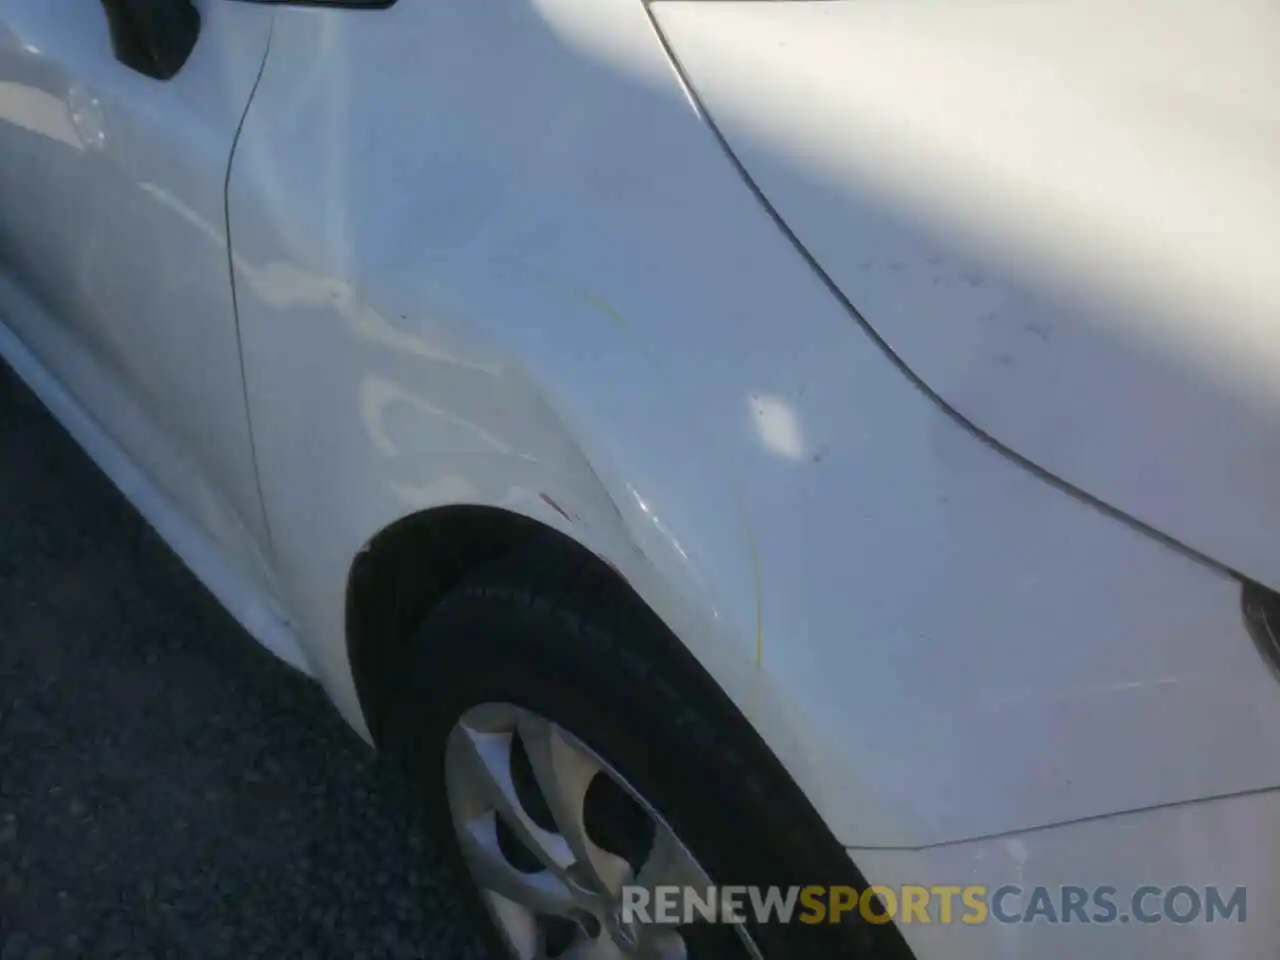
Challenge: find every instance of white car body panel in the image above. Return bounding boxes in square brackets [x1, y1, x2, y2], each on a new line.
[652, 0, 1280, 589]
[854, 788, 1280, 960]
[0, 1, 1274, 956]
[228, 0, 1280, 852]
[0, 0, 281, 605]
[0, 319, 312, 675]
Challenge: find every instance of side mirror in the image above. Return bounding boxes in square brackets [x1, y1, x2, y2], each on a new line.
[100, 0, 201, 81]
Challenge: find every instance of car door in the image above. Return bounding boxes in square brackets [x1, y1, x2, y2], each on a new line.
[0, 1, 280, 599]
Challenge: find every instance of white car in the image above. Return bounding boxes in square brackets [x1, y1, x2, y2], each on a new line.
[1, 0, 1276, 957]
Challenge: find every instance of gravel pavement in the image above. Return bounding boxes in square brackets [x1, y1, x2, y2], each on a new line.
[0, 363, 490, 960]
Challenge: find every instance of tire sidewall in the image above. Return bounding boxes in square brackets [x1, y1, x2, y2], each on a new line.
[400, 578, 894, 960]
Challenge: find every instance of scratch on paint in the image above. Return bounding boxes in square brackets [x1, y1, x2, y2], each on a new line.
[579, 289, 629, 331]
[540, 492, 575, 524]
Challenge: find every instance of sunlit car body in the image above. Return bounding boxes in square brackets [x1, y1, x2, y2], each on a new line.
[1, 1, 1277, 957]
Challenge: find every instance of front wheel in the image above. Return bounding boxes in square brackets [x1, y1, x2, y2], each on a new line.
[398, 544, 907, 960]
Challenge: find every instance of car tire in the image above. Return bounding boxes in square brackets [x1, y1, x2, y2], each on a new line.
[396, 537, 909, 960]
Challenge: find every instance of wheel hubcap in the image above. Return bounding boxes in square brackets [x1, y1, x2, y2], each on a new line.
[444, 702, 763, 959]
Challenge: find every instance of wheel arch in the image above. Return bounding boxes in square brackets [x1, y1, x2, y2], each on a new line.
[345, 504, 544, 747]
[343, 494, 718, 751]
[342, 503, 918, 960]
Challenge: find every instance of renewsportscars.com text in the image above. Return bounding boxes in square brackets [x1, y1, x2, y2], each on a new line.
[620, 884, 1248, 926]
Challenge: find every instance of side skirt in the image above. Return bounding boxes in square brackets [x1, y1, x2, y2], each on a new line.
[0, 318, 314, 677]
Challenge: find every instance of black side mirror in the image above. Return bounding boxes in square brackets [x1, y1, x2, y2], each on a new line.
[101, 0, 201, 81]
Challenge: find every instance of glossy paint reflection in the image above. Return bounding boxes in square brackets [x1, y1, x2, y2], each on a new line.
[654, 0, 1280, 586]
[0, 1, 282, 618]
[226, 0, 1280, 865]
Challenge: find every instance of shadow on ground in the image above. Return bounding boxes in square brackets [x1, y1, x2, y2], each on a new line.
[0, 363, 488, 960]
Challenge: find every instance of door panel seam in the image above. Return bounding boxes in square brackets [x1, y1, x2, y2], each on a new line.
[223, 13, 281, 573]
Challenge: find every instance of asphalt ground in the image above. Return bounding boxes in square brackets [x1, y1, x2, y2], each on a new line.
[0, 362, 490, 959]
